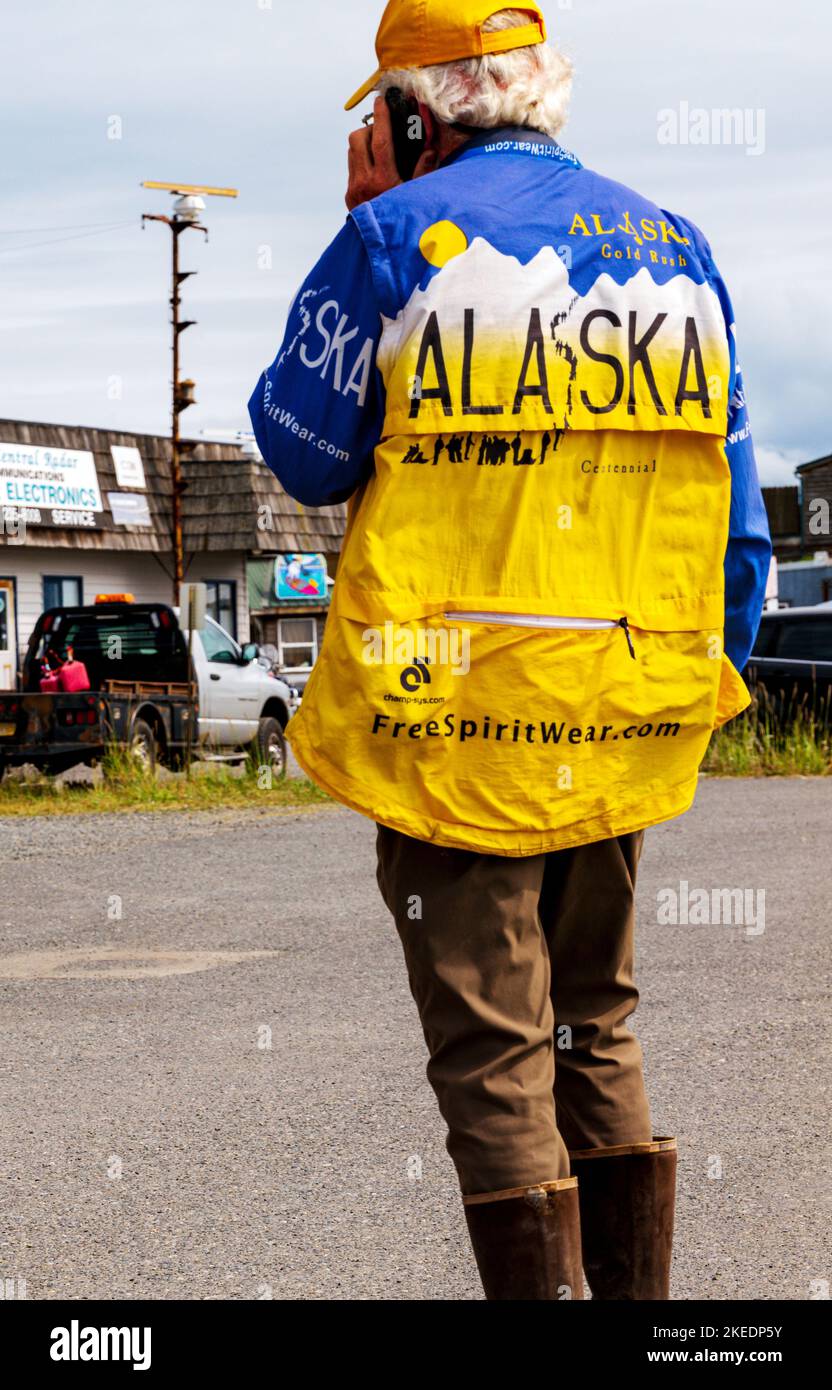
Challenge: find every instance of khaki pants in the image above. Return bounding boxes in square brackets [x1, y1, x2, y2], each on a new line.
[376, 826, 652, 1196]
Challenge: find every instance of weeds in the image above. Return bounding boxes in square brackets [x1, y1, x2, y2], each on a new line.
[0, 752, 330, 817]
[3, 685, 830, 817]
[705, 685, 832, 776]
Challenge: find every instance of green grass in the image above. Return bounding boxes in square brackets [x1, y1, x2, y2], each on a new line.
[704, 691, 832, 777]
[4, 693, 830, 816]
[0, 749, 331, 818]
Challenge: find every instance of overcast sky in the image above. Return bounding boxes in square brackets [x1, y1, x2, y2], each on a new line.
[0, 0, 827, 483]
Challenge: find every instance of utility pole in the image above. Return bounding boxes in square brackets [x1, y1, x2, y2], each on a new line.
[141, 182, 238, 605]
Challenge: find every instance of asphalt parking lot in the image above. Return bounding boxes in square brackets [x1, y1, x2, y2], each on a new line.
[0, 777, 829, 1300]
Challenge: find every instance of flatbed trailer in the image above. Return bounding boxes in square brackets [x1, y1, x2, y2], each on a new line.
[0, 598, 293, 779]
[0, 604, 197, 775]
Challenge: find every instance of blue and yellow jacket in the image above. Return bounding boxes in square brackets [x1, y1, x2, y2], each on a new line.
[250, 127, 772, 856]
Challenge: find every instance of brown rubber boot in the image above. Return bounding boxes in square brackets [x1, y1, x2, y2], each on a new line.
[463, 1177, 584, 1300]
[568, 1137, 677, 1300]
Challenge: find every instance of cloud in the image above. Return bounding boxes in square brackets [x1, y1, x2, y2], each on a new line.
[0, 0, 825, 468]
[754, 446, 807, 488]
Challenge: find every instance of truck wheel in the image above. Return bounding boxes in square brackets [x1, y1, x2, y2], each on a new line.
[253, 717, 286, 779]
[130, 719, 158, 774]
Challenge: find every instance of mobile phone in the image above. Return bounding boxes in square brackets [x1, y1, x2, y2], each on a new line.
[385, 86, 426, 181]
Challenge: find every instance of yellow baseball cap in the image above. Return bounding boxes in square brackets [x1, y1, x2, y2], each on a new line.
[344, 0, 548, 111]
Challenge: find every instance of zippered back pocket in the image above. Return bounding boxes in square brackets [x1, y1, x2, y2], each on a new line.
[444, 611, 637, 659]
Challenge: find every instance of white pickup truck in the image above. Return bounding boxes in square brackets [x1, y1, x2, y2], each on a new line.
[1, 600, 296, 777]
[180, 613, 297, 773]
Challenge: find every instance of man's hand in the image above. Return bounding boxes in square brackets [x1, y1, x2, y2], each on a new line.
[346, 96, 402, 211]
[346, 95, 440, 210]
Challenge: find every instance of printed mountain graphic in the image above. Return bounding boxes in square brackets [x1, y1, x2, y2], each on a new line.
[379, 238, 729, 436]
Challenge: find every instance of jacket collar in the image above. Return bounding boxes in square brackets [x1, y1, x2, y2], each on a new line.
[440, 125, 581, 170]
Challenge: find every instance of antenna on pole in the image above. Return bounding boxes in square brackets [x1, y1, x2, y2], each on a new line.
[140, 181, 239, 605]
[141, 182, 239, 198]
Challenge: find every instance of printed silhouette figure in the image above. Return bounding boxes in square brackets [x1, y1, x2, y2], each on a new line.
[473, 434, 560, 467]
[402, 443, 428, 464]
[433, 436, 447, 466]
[476, 435, 514, 466]
[513, 436, 536, 466]
[511, 433, 536, 467]
[447, 434, 464, 462]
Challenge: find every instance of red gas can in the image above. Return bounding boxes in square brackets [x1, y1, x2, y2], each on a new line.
[58, 661, 91, 693]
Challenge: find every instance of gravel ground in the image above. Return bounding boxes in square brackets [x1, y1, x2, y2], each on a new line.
[0, 778, 829, 1301]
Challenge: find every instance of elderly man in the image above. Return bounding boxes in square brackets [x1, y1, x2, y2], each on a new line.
[249, 0, 771, 1301]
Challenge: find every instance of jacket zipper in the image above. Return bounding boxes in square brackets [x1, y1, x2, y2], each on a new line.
[443, 611, 638, 660]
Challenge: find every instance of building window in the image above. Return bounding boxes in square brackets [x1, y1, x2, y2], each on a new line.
[43, 576, 83, 610]
[277, 617, 318, 671]
[204, 580, 237, 639]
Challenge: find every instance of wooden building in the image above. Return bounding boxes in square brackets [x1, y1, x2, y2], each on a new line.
[796, 453, 832, 553]
[0, 418, 347, 689]
[188, 453, 344, 683]
[762, 485, 802, 560]
[763, 460, 832, 608]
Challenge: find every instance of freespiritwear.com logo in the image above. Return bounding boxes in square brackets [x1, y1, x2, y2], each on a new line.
[50, 1321, 151, 1371]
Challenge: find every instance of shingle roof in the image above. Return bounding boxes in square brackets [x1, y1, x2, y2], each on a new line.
[795, 453, 832, 475]
[0, 418, 347, 555]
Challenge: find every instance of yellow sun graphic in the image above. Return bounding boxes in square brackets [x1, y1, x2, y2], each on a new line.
[418, 220, 468, 268]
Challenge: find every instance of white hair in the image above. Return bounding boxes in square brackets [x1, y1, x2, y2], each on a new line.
[378, 9, 573, 139]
